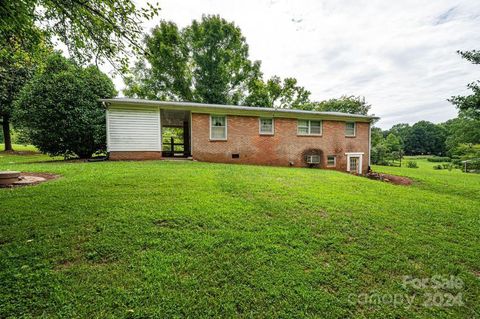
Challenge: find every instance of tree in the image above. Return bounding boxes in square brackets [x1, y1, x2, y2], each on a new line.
[403, 121, 446, 155]
[308, 95, 371, 115]
[0, 0, 160, 70]
[14, 54, 116, 158]
[370, 127, 387, 165]
[371, 127, 384, 148]
[449, 50, 480, 119]
[386, 123, 410, 145]
[443, 112, 480, 153]
[384, 133, 403, 164]
[125, 16, 260, 105]
[0, 39, 42, 151]
[124, 15, 312, 108]
[245, 75, 311, 108]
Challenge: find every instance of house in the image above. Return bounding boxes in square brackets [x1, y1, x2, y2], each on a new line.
[101, 98, 379, 174]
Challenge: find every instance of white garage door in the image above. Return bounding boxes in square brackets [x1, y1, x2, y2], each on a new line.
[107, 105, 161, 151]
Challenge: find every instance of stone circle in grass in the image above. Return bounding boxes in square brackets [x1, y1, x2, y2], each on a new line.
[0, 171, 59, 188]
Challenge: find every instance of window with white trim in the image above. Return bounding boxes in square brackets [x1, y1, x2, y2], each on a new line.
[327, 155, 336, 167]
[345, 122, 356, 137]
[297, 120, 322, 135]
[259, 118, 274, 135]
[210, 115, 227, 140]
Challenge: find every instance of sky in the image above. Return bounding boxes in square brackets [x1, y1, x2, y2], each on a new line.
[107, 0, 480, 129]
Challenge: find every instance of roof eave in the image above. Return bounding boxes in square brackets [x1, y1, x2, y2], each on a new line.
[100, 98, 380, 122]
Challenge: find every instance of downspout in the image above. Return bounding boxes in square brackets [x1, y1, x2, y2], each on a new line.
[104, 101, 110, 160]
[368, 120, 372, 168]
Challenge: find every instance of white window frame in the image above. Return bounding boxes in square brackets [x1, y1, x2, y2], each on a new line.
[259, 118, 274, 135]
[297, 120, 322, 136]
[345, 122, 356, 137]
[327, 155, 336, 167]
[210, 115, 227, 141]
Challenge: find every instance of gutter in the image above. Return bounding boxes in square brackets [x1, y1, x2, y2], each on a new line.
[99, 98, 380, 122]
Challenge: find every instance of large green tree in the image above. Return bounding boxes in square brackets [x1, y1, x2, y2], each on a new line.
[0, 40, 43, 151]
[403, 121, 446, 155]
[124, 15, 312, 108]
[1, 0, 159, 150]
[449, 50, 480, 119]
[443, 111, 480, 153]
[0, 0, 160, 69]
[125, 16, 258, 104]
[14, 54, 116, 158]
[386, 123, 410, 144]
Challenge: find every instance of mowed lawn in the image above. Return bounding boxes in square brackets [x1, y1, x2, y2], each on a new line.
[1, 148, 479, 318]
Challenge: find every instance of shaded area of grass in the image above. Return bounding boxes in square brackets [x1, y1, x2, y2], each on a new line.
[0, 154, 479, 318]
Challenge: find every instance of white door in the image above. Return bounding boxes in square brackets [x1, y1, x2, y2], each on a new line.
[349, 156, 360, 174]
[346, 153, 364, 174]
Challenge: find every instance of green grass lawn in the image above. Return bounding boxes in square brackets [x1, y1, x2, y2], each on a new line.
[1, 151, 479, 318]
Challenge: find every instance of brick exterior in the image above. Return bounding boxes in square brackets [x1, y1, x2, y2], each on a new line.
[109, 151, 162, 160]
[191, 113, 370, 174]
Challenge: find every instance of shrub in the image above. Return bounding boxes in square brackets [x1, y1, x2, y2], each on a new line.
[427, 156, 451, 162]
[406, 160, 418, 168]
[14, 54, 116, 158]
[442, 163, 453, 170]
[433, 164, 443, 170]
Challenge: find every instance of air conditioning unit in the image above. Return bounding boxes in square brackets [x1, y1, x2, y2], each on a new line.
[306, 154, 320, 164]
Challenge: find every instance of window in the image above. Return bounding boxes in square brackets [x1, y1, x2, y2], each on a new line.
[306, 154, 321, 164]
[210, 115, 227, 140]
[345, 122, 356, 137]
[327, 155, 336, 167]
[297, 120, 322, 135]
[259, 118, 274, 135]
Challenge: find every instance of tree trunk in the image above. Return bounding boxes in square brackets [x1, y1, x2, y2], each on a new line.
[2, 115, 13, 151]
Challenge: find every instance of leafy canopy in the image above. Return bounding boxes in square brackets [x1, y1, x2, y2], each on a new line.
[443, 113, 480, 152]
[125, 15, 316, 108]
[308, 95, 371, 115]
[0, 34, 49, 150]
[14, 53, 117, 158]
[0, 0, 160, 70]
[125, 15, 257, 104]
[449, 50, 480, 119]
[0, 41, 39, 118]
[245, 76, 311, 109]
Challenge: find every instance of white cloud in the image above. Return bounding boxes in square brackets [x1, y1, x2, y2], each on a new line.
[107, 0, 480, 128]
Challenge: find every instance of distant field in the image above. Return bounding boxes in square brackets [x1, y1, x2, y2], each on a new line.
[0, 151, 479, 318]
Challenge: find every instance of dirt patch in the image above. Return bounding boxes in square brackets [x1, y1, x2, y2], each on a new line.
[366, 172, 413, 186]
[0, 172, 60, 188]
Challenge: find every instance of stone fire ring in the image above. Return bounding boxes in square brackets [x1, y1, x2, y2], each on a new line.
[0, 171, 59, 188]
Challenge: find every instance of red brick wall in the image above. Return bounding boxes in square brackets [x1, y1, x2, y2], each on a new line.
[109, 151, 162, 160]
[191, 113, 370, 173]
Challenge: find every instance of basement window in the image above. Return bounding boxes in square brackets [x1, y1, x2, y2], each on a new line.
[210, 115, 227, 140]
[327, 155, 336, 167]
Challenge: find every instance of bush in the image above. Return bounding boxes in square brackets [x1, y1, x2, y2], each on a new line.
[14, 54, 116, 158]
[433, 164, 443, 170]
[406, 160, 418, 168]
[427, 156, 451, 162]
